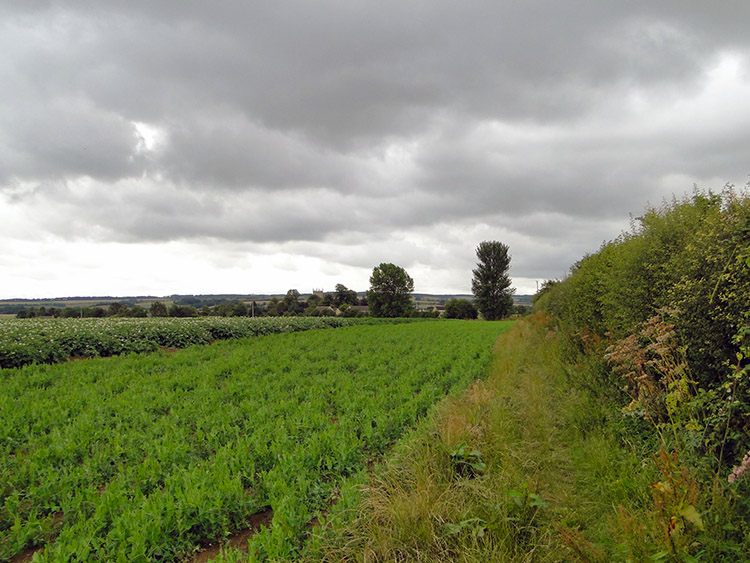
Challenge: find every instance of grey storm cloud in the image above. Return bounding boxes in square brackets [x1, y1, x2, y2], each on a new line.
[2, 0, 750, 296]
[160, 115, 374, 191]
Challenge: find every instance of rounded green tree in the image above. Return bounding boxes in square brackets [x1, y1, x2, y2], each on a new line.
[367, 263, 415, 318]
[471, 241, 514, 320]
[149, 301, 168, 317]
[444, 298, 478, 319]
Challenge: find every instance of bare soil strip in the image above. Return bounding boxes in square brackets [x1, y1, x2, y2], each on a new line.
[190, 506, 273, 563]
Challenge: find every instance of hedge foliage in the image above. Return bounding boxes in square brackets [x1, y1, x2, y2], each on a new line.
[535, 188, 750, 459]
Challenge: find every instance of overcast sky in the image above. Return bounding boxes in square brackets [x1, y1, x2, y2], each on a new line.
[1, 1, 749, 298]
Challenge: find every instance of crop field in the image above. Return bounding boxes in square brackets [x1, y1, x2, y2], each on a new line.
[0, 317, 417, 370]
[0, 320, 511, 562]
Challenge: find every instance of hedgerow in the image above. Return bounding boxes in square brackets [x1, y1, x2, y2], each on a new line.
[535, 187, 750, 559]
[537, 188, 749, 448]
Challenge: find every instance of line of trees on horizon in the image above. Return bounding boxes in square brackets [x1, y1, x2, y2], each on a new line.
[13, 249, 525, 320]
[13, 284, 433, 320]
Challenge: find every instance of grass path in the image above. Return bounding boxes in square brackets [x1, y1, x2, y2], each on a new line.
[309, 316, 659, 561]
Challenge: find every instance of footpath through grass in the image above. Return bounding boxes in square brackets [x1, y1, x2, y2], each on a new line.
[309, 315, 664, 562]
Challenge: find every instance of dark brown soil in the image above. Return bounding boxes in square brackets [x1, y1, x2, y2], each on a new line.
[190, 506, 274, 563]
[10, 546, 43, 563]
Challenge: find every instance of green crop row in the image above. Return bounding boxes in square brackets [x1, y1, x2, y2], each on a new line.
[0, 316, 420, 370]
[0, 320, 511, 562]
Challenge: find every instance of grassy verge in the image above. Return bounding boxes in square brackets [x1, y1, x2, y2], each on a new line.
[307, 315, 667, 561]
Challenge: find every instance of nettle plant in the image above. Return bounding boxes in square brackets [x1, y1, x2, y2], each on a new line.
[449, 442, 487, 478]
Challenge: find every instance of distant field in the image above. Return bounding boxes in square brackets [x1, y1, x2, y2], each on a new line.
[0, 316, 416, 369]
[0, 320, 512, 562]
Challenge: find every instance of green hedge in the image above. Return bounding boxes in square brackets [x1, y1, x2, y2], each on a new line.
[536, 188, 750, 458]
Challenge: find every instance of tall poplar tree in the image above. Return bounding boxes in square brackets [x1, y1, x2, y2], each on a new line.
[471, 241, 514, 320]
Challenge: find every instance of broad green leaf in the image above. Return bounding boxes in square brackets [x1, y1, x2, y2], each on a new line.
[678, 504, 705, 531]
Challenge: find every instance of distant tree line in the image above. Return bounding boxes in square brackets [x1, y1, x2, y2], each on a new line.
[262, 285, 368, 318]
[12, 283, 390, 319]
[16, 303, 149, 319]
[13, 254, 526, 321]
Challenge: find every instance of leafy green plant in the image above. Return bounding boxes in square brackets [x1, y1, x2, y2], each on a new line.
[506, 487, 549, 511]
[449, 442, 487, 477]
[503, 483, 550, 547]
[443, 517, 487, 539]
[643, 449, 704, 560]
